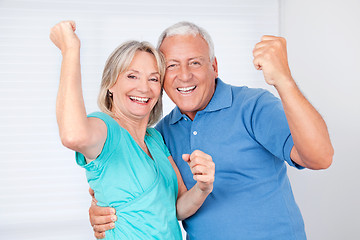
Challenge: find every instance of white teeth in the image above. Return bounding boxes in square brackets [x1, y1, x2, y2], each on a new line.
[177, 86, 196, 92]
[129, 96, 150, 103]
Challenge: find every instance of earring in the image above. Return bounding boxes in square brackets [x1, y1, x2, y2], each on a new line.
[107, 90, 113, 97]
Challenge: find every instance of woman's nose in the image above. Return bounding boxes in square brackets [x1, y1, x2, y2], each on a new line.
[137, 78, 150, 93]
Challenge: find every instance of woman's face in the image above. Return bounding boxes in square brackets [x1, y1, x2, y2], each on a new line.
[110, 51, 161, 123]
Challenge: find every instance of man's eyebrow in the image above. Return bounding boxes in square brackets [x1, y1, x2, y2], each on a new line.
[189, 56, 205, 61]
[165, 59, 180, 63]
[166, 56, 205, 62]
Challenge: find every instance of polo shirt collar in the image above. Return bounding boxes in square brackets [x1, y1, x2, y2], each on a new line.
[202, 78, 232, 113]
[169, 107, 183, 124]
[169, 78, 232, 124]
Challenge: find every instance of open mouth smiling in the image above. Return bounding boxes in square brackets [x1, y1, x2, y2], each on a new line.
[177, 86, 196, 94]
[129, 96, 150, 103]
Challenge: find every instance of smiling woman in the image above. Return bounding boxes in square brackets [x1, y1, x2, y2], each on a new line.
[50, 20, 215, 239]
[98, 42, 165, 128]
[108, 51, 162, 129]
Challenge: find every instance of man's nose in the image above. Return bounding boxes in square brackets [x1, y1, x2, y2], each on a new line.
[178, 65, 192, 81]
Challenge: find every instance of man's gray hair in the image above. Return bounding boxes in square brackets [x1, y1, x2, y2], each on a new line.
[157, 21, 215, 61]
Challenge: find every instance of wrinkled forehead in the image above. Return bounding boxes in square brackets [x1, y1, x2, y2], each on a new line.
[159, 34, 211, 60]
[159, 33, 206, 48]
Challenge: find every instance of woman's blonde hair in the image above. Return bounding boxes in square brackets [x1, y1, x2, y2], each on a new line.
[98, 40, 165, 126]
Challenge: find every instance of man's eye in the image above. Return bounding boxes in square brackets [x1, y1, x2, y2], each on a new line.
[190, 61, 201, 66]
[167, 64, 176, 69]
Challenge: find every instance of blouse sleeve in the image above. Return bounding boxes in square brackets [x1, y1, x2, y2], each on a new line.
[75, 112, 121, 172]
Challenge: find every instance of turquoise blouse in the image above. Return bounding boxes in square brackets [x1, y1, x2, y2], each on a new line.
[76, 112, 182, 240]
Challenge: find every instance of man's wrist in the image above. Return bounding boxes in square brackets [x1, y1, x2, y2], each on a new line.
[274, 76, 297, 94]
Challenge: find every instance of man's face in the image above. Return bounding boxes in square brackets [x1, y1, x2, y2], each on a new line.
[159, 34, 218, 120]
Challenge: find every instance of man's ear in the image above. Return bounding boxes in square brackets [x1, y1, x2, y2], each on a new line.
[212, 57, 218, 78]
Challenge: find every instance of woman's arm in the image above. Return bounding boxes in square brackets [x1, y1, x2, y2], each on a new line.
[50, 21, 107, 161]
[168, 150, 215, 220]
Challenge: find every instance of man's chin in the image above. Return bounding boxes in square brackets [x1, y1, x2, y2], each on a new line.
[178, 105, 199, 117]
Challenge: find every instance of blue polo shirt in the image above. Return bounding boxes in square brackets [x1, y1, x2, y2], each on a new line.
[156, 78, 306, 240]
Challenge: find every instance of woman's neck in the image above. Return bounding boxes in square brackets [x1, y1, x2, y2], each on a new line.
[112, 110, 149, 150]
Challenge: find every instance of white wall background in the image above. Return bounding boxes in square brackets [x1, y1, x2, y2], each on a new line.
[1, 1, 358, 239]
[0, 1, 279, 239]
[281, 0, 360, 239]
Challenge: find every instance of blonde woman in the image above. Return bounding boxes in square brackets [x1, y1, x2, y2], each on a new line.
[50, 21, 215, 239]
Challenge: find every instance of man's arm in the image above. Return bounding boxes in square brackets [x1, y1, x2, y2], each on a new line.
[88, 188, 117, 239]
[253, 36, 334, 169]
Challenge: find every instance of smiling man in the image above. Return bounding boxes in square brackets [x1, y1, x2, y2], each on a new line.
[159, 34, 218, 120]
[89, 21, 334, 240]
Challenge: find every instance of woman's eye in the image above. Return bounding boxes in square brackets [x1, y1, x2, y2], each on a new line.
[150, 78, 159, 82]
[127, 75, 136, 79]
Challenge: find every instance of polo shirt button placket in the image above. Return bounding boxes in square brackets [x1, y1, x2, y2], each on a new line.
[191, 130, 198, 152]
